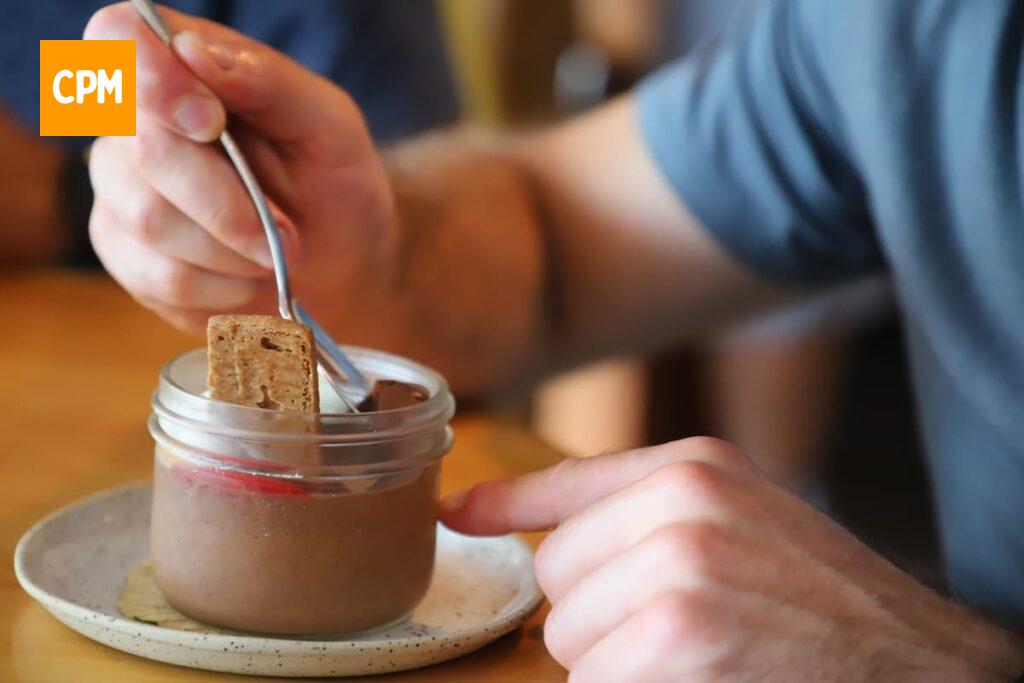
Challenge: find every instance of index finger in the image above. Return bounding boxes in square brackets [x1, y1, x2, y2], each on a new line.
[440, 437, 752, 536]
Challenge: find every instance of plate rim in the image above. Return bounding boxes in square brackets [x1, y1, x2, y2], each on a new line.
[14, 481, 544, 655]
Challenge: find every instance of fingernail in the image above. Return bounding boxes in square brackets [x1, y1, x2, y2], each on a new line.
[440, 489, 470, 512]
[173, 31, 235, 71]
[173, 94, 223, 140]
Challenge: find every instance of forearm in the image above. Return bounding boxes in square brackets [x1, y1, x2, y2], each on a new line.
[948, 615, 1024, 681]
[377, 99, 793, 393]
[900, 587, 1024, 680]
[379, 129, 546, 394]
[513, 99, 792, 365]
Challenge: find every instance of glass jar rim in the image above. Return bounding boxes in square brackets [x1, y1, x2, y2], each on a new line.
[152, 347, 455, 446]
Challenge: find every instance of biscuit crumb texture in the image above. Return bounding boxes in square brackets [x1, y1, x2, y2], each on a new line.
[207, 315, 319, 412]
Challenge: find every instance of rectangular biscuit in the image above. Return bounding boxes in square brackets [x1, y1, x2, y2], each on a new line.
[207, 314, 319, 412]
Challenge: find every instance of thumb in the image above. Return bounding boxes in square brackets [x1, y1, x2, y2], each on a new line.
[439, 438, 748, 536]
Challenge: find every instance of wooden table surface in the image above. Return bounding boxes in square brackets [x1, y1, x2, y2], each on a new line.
[1, 271, 567, 682]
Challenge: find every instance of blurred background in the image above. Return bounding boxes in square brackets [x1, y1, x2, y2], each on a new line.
[2, 0, 938, 583]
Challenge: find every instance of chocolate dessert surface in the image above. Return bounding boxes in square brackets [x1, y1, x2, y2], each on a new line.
[357, 379, 429, 412]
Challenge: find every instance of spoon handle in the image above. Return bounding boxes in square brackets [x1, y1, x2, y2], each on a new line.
[216, 130, 293, 317]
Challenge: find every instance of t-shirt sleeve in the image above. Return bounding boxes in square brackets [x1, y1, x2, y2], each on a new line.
[636, 0, 881, 284]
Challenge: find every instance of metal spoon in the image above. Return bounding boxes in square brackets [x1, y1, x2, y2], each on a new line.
[129, 0, 371, 411]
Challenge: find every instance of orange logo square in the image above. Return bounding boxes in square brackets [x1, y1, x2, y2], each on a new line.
[40, 40, 136, 137]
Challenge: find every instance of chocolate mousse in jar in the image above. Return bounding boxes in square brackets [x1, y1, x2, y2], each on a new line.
[148, 347, 454, 636]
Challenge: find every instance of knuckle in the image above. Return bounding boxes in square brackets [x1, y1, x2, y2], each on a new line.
[684, 436, 748, 465]
[127, 197, 163, 241]
[647, 460, 725, 503]
[155, 262, 193, 304]
[640, 592, 703, 651]
[89, 202, 129, 255]
[643, 522, 721, 572]
[87, 203, 112, 242]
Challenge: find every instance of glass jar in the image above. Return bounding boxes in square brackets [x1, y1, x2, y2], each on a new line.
[148, 347, 455, 636]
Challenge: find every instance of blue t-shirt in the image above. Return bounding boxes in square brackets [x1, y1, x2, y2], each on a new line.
[638, 0, 1024, 626]
[0, 1, 458, 145]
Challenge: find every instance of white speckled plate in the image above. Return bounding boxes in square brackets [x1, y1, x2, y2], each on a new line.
[14, 482, 543, 677]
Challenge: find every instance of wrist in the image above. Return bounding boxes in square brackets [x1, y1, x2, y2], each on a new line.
[380, 130, 547, 394]
[868, 630, 1022, 683]
[864, 586, 1024, 682]
[948, 616, 1024, 682]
